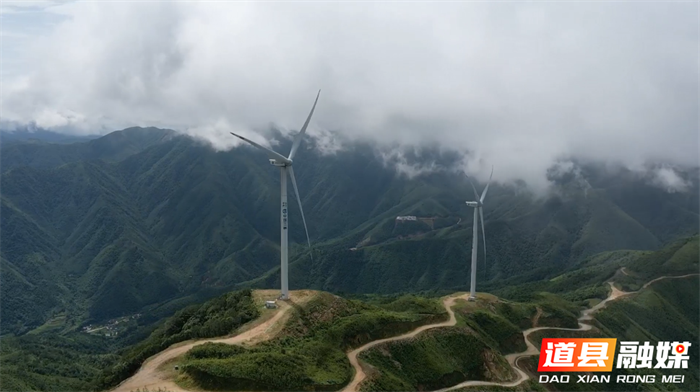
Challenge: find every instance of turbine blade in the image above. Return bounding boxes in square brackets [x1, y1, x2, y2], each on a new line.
[230, 132, 290, 163]
[288, 89, 321, 161]
[479, 207, 486, 258]
[465, 174, 480, 201]
[288, 166, 313, 260]
[480, 166, 494, 203]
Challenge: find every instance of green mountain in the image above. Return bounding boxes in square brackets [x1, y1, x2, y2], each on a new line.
[516, 236, 699, 392]
[0, 127, 174, 172]
[0, 127, 99, 145]
[180, 292, 448, 391]
[0, 289, 259, 392]
[1, 127, 698, 337]
[0, 236, 697, 391]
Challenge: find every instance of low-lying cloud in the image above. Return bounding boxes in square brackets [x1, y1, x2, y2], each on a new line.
[649, 166, 692, 193]
[2, 1, 698, 190]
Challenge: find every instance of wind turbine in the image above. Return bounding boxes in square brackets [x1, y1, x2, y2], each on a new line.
[229, 90, 320, 300]
[465, 166, 493, 301]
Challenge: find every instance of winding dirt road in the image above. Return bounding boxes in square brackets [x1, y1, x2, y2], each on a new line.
[110, 273, 697, 392]
[345, 272, 699, 392]
[433, 281, 628, 392]
[112, 291, 309, 392]
[341, 294, 469, 392]
[638, 273, 699, 290]
[435, 274, 699, 392]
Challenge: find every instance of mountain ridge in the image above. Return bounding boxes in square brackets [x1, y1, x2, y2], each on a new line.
[0, 235, 697, 391]
[1, 127, 698, 336]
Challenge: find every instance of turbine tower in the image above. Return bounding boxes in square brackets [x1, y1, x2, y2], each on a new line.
[465, 166, 493, 301]
[229, 90, 320, 300]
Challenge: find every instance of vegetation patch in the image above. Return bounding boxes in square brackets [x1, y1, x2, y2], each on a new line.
[357, 284, 584, 391]
[181, 292, 447, 391]
[97, 289, 259, 389]
[0, 332, 119, 392]
[358, 327, 514, 391]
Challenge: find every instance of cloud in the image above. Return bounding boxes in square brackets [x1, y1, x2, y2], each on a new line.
[308, 128, 344, 156]
[378, 148, 443, 180]
[182, 118, 239, 152]
[648, 166, 691, 193]
[1, 2, 698, 190]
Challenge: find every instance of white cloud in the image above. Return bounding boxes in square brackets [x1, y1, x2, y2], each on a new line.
[308, 128, 343, 156]
[379, 148, 442, 179]
[34, 108, 84, 128]
[183, 118, 239, 152]
[649, 167, 691, 193]
[1, 2, 697, 190]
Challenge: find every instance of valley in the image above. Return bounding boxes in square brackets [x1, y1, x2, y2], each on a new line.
[3, 128, 698, 337]
[1, 129, 698, 392]
[3, 3, 698, 391]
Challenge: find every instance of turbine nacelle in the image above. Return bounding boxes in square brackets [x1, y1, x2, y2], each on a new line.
[269, 159, 290, 167]
[465, 201, 480, 207]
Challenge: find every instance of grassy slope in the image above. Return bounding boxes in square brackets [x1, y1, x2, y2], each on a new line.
[614, 236, 699, 291]
[358, 293, 578, 391]
[358, 328, 499, 392]
[179, 293, 447, 391]
[358, 236, 699, 392]
[1, 237, 695, 391]
[522, 276, 699, 392]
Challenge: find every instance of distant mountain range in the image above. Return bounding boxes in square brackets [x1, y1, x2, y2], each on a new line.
[0, 127, 100, 145]
[1, 127, 698, 335]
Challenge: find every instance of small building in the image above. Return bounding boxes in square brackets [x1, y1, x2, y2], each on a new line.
[396, 216, 417, 221]
[265, 300, 278, 309]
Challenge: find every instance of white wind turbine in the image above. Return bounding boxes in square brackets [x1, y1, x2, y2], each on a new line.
[229, 90, 320, 300]
[465, 166, 493, 301]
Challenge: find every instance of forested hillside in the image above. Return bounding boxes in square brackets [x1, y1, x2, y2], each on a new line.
[1, 127, 698, 336]
[0, 289, 259, 392]
[0, 236, 696, 391]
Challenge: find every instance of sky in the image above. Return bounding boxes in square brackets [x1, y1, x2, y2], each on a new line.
[1, 1, 698, 190]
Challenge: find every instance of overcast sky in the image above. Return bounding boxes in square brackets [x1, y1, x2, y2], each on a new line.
[1, 1, 698, 189]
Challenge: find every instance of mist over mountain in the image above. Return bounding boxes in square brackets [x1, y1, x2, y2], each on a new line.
[3, 2, 698, 192]
[1, 4, 698, 392]
[1, 127, 697, 336]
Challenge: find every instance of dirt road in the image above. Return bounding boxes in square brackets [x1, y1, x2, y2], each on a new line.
[435, 274, 699, 392]
[341, 294, 469, 392]
[112, 290, 314, 392]
[110, 273, 697, 392]
[345, 272, 699, 392]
